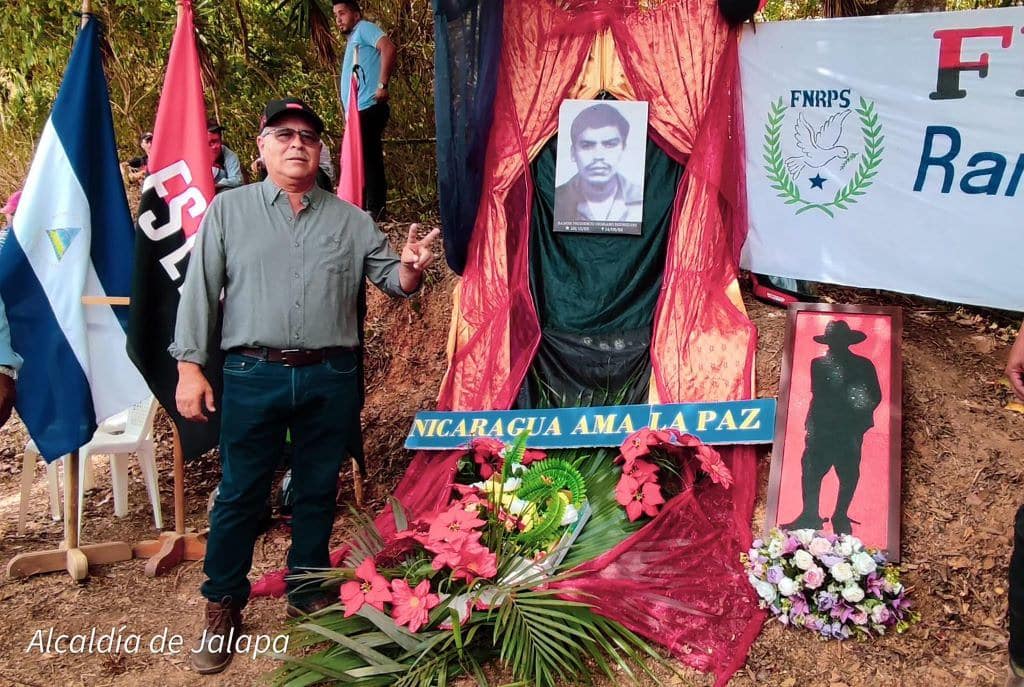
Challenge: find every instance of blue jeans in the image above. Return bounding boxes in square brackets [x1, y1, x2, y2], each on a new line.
[201, 351, 361, 605]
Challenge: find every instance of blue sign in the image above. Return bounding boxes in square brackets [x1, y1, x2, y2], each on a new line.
[405, 399, 776, 450]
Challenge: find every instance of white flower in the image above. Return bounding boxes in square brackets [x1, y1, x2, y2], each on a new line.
[767, 537, 784, 558]
[778, 613, 790, 626]
[793, 529, 816, 546]
[793, 549, 814, 571]
[808, 537, 832, 557]
[842, 585, 865, 603]
[506, 498, 530, 515]
[831, 562, 855, 583]
[754, 580, 777, 603]
[777, 577, 798, 597]
[851, 551, 877, 576]
[560, 504, 579, 526]
[502, 477, 521, 492]
[835, 539, 854, 557]
[511, 462, 528, 475]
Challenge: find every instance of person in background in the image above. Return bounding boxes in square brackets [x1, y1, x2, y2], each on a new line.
[208, 120, 244, 191]
[333, 0, 396, 220]
[125, 131, 152, 185]
[1005, 324, 1024, 687]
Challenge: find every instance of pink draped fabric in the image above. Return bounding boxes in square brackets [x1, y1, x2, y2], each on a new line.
[254, 1, 764, 682]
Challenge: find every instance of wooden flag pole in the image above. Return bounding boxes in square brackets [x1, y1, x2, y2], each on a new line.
[129, 0, 207, 578]
[132, 423, 206, 576]
[7, 3, 134, 581]
[8, 449, 134, 581]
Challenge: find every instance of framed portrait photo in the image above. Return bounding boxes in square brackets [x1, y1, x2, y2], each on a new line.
[553, 99, 648, 235]
[764, 303, 903, 560]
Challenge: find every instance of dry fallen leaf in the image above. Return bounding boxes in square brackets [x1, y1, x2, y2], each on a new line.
[1006, 400, 1024, 414]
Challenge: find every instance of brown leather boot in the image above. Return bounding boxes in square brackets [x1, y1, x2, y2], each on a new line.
[189, 597, 243, 675]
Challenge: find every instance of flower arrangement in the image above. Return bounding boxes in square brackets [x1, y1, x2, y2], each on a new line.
[614, 427, 733, 521]
[742, 528, 916, 639]
[274, 432, 666, 687]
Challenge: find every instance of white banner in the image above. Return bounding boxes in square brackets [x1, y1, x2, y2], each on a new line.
[740, 8, 1024, 311]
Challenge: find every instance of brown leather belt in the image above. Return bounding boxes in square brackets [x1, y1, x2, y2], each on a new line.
[232, 346, 357, 367]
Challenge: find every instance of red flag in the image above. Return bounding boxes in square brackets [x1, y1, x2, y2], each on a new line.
[127, 0, 221, 460]
[337, 69, 364, 206]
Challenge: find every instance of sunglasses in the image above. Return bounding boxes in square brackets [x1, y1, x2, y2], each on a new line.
[262, 126, 321, 145]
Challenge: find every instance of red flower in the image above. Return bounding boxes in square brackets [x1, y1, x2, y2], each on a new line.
[618, 427, 673, 470]
[428, 540, 466, 571]
[696, 444, 733, 488]
[615, 474, 665, 521]
[521, 449, 547, 466]
[624, 458, 659, 485]
[450, 540, 498, 582]
[340, 558, 393, 617]
[390, 579, 440, 633]
[470, 437, 505, 479]
[427, 504, 485, 545]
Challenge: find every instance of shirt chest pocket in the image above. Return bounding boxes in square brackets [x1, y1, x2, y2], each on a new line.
[316, 233, 355, 296]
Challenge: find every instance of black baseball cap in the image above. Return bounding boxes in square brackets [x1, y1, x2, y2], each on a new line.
[140, 131, 153, 142]
[260, 98, 325, 134]
[206, 118, 225, 134]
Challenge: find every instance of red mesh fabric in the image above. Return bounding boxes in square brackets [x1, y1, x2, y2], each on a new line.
[253, 1, 763, 682]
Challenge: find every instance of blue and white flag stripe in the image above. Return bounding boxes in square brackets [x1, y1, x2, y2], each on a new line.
[0, 19, 148, 462]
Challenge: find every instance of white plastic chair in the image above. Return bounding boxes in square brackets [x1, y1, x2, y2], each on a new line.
[17, 397, 162, 536]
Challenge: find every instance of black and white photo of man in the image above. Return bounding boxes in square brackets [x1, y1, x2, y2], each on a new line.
[554, 100, 648, 234]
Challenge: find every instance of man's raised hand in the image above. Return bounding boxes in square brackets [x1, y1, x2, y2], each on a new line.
[401, 223, 440, 273]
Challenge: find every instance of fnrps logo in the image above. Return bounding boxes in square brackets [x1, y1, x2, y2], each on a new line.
[763, 90, 884, 217]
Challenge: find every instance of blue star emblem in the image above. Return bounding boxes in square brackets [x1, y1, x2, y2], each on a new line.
[809, 174, 826, 190]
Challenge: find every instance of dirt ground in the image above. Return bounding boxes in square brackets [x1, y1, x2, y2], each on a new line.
[0, 229, 1021, 686]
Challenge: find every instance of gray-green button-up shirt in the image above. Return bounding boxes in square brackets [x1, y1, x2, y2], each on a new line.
[169, 178, 410, 366]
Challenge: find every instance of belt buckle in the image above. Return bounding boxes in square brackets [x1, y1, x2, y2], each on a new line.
[280, 348, 301, 366]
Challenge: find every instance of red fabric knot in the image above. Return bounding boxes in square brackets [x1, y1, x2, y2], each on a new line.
[549, 0, 630, 37]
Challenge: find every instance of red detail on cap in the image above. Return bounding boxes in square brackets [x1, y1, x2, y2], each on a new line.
[285, 103, 303, 110]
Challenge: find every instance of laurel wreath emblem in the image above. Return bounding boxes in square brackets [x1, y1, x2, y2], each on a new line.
[763, 96, 884, 217]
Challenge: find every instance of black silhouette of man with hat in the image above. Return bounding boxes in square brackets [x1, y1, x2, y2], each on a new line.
[782, 319, 882, 535]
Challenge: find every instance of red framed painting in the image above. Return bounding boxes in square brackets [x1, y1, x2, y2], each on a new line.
[764, 304, 903, 560]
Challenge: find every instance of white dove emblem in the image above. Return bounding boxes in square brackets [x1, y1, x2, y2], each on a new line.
[785, 110, 852, 178]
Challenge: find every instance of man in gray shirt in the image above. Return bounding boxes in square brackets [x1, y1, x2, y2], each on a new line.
[171, 97, 438, 675]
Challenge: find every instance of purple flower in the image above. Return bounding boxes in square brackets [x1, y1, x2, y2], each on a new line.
[752, 538, 763, 549]
[865, 573, 884, 596]
[816, 591, 837, 611]
[783, 536, 801, 554]
[818, 554, 843, 568]
[767, 566, 785, 584]
[790, 596, 809, 616]
[831, 602, 855, 623]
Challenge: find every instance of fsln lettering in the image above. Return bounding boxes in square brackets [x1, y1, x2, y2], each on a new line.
[929, 26, 1014, 100]
[139, 161, 207, 242]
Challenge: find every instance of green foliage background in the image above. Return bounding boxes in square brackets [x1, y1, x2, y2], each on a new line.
[0, 0, 436, 217]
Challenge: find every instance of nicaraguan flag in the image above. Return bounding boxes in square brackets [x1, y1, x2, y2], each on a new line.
[0, 18, 148, 462]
